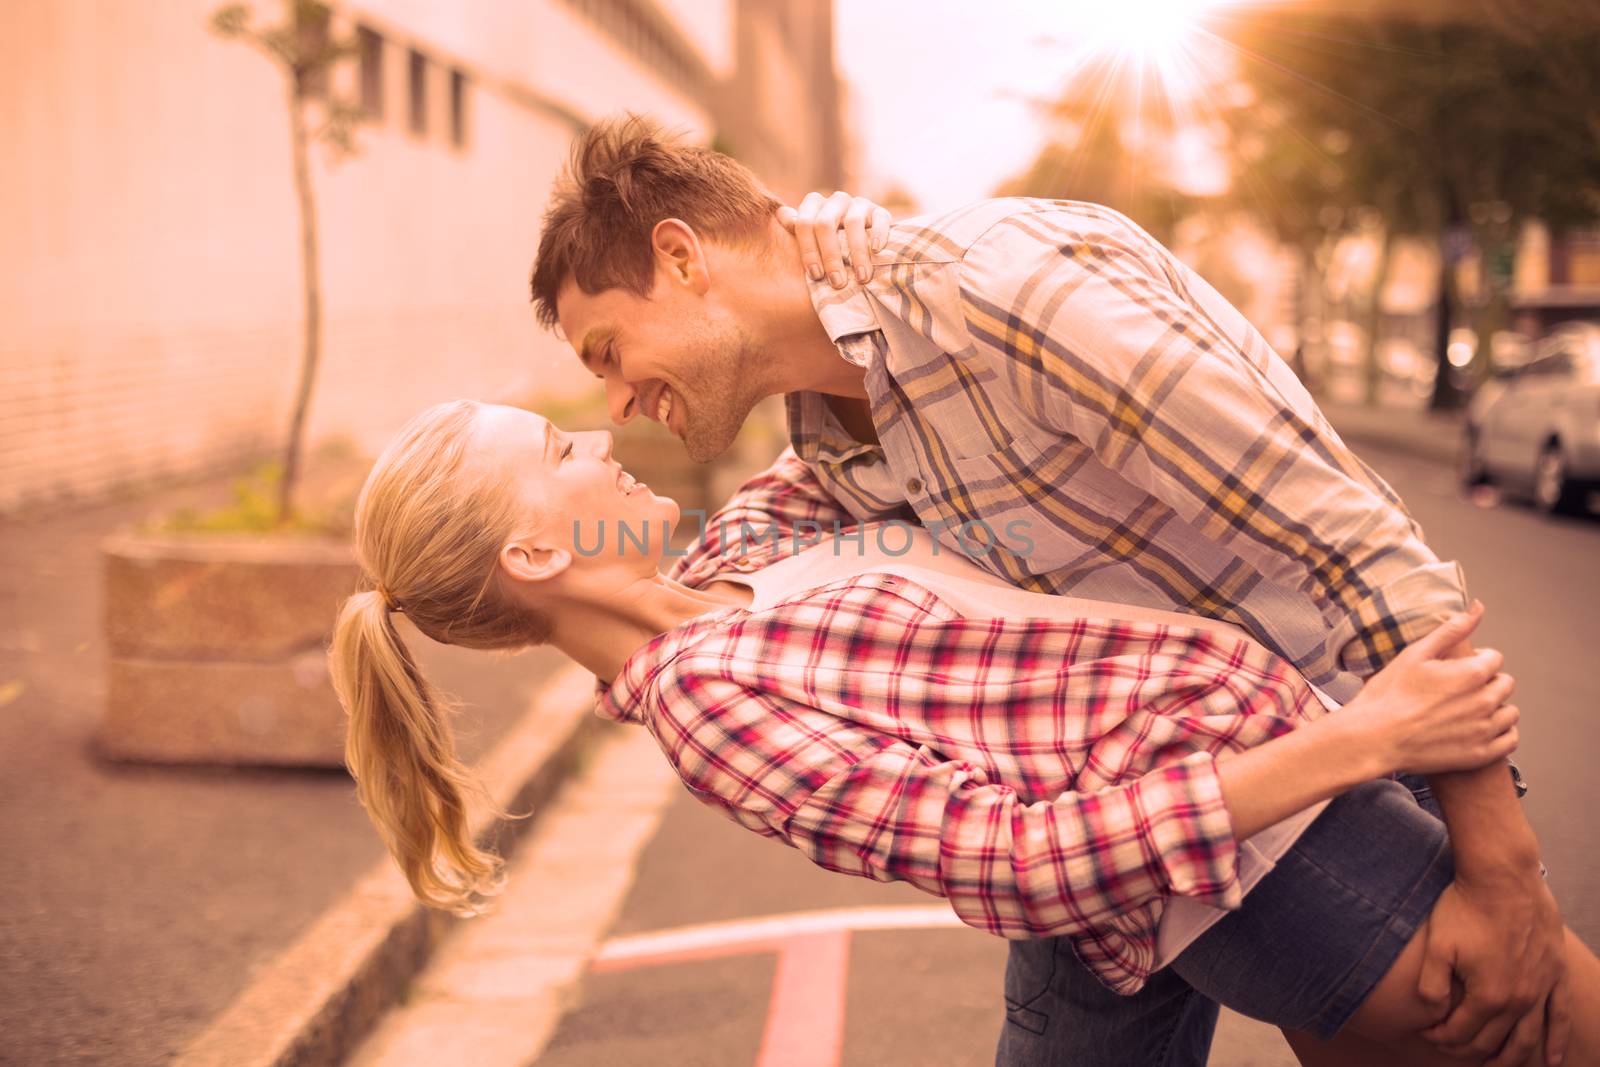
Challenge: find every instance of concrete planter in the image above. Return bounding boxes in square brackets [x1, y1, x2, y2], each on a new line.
[98, 533, 360, 768]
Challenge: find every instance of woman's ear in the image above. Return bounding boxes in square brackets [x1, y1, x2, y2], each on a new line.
[650, 218, 710, 293]
[499, 537, 572, 589]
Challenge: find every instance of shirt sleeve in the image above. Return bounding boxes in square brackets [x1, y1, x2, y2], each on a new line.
[784, 741, 1240, 940]
[645, 650, 1246, 942]
[665, 445, 862, 585]
[956, 205, 1467, 676]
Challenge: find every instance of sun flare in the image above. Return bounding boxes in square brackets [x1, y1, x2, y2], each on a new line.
[1048, 0, 1237, 106]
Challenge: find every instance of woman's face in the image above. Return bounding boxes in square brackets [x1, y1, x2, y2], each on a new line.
[470, 403, 680, 574]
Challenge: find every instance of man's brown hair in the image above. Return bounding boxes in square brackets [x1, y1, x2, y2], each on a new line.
[530, 114, 782, 330]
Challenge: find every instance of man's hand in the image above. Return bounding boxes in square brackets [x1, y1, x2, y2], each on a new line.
[778, 191, 892, 288]
[1418, 873, 1571, 1066]
[1412, 605, 1571, 1067]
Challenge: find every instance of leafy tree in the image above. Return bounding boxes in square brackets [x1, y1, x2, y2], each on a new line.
[1210, 2, 1600, 408]
[995, 53, 1198, 246]
[210, 0, 364, 524]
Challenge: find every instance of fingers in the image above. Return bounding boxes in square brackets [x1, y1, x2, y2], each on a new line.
[1424, 994, 1518, 1061]
[1436, 649, 1507, 698]
[1483, 1004, 1546, 1067]
[1488, 725, 1521, 761]
[841, 199, 874, 282]
[869, 205, 891, 251]
[1407, 600, 1485, 660]
[791, 192, 829, 282]
[808, 191, 854, 288]
[1480, 670, 1516, 708]
[1545, 970, 1573, 1066]
[788, 191, 892, 288]
[1417, 934, 1456, 1017]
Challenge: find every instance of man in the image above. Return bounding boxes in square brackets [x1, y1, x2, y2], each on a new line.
[529, 115, 1569, 1066]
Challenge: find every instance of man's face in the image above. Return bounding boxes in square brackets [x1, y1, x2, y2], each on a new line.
[555, 272, 765, 464]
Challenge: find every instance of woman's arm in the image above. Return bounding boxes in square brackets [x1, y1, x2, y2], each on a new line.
[643, 598, 1512, 954]
[1219, 602, 1518, 839]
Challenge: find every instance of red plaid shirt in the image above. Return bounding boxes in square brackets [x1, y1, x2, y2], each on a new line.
[594, 449, 1326, 993]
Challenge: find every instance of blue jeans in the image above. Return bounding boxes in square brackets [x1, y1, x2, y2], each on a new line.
[993, 769, 1523, 1066]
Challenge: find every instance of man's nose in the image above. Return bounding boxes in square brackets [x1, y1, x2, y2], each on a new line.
[604, 375, 638, 425]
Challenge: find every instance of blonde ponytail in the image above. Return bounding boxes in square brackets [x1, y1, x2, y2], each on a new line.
[328, 400, 555, 916]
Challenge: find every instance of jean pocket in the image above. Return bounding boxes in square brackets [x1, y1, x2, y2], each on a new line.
[1003, 937, 1062, 1013]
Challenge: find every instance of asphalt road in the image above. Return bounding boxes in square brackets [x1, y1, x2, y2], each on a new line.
[530, 443, 1600, 1067]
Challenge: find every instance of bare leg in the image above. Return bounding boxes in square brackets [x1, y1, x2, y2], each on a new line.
[1279, 926, 1600, 1066]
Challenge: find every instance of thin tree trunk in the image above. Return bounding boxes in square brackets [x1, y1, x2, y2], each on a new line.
[278, 82, 321, 526]
[1429, 238, 1460, 412]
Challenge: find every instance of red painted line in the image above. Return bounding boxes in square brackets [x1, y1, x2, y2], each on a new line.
[756, 930, 852, 1067]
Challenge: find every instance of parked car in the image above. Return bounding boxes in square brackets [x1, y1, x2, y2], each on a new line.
[1459, 321, 1600, 514]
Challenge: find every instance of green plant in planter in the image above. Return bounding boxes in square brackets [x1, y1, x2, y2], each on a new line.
[142, 459, 355, 538]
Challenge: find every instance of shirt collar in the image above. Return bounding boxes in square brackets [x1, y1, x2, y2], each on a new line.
[787, 275, 889, 462]
[806, 272, 883, 350]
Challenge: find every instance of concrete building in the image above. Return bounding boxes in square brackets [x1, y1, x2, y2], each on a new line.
[1510, 222, 1600, 339]
[0, 0, 845, 514]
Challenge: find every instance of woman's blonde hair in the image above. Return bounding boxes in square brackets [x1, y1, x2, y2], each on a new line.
[328, 399, 554, 915]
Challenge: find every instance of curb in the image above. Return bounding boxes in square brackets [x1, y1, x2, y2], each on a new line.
[171, 663, 604, 1067]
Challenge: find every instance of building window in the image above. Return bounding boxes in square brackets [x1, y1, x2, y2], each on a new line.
[449, 69, 469, 149]
[295, 3, 331, 99]
[408, 49, 428, 136]
[357, 26, 384, 120]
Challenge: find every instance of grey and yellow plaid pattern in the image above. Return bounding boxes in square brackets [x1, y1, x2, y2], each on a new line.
[787, 198, 1468, 696]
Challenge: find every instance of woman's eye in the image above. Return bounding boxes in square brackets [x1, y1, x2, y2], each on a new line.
[561, 441, 573, 460]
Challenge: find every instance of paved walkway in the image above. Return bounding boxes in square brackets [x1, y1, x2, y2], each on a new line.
[0, 467, 567, 1066]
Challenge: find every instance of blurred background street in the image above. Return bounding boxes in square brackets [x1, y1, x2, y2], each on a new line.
[2, 0, 1597, 1064]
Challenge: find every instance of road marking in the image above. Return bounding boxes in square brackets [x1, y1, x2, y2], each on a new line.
[756, 930, 850, 1067]
[592, 907, 964, 1067]
[592, 903, 964, 967]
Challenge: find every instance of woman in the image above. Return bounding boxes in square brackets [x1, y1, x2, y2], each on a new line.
[329, 399, 1599, 1066]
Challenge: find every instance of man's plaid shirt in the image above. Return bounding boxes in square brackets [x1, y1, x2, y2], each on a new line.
[596, 449, 1327, 993]
[790, 198, 1468, 699]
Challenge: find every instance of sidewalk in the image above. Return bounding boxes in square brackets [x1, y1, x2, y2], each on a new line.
[0, 467, 588, 1067]
[1318, 399, 1464, 467]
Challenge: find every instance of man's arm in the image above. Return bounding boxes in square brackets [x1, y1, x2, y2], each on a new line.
[954, 202, 1566, 1063]
[665, 444, 860, 584]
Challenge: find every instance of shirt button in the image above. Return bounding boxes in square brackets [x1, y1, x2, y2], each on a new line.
[905, 477, 923, 495]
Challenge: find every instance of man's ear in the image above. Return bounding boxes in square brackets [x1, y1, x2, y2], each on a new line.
[651, 218, 710, 294]
[499, 537, 572, 589]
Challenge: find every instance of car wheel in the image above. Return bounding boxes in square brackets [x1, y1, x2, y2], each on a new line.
[1458, 428, 1489, 488]
[1533, 441, 1586, 515]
